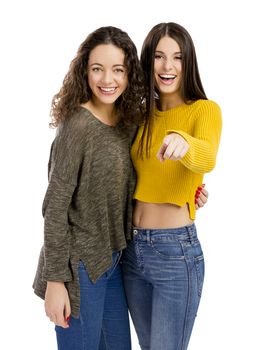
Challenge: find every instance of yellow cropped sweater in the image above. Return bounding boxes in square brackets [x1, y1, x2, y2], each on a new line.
[131, 99, 222, 220]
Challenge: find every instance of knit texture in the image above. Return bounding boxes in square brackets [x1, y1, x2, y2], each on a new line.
[131, 99, 222, 219]
[33, 107, 136, 317]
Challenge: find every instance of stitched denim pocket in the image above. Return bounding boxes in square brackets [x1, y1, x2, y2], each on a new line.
[150, 237, 185, 260]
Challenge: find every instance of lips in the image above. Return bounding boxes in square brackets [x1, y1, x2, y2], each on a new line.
[158, 74, 176, 86]
[99, 87, 117, 93]
[159, 74, 176, 80]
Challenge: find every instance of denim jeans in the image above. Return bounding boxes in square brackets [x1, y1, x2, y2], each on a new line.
[122, 223, 204, 350]
[56, 251, 131, 350]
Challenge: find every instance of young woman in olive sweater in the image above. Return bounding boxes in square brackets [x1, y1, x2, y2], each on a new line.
[33, 26, 144, 350]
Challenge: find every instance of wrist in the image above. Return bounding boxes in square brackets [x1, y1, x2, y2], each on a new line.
[47, 281, 65, 286]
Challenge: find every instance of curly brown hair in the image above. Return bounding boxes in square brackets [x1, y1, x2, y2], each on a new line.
[50, 26, 145, 128]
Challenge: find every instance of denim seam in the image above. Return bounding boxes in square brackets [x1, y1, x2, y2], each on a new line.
[180, 241, 192, 350]
[194, 255, 204, 297]
[134, 238, 145, 272]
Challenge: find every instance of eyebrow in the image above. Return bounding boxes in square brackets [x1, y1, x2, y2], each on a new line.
[155, 50, 182, 55]
[89, 63, 126, 68]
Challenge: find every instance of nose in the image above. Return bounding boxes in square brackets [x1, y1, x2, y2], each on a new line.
[163, 59, 173, 71]
[101, 70, 113, 85]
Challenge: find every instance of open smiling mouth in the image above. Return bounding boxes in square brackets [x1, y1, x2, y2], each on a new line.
[159, 74, 176, 81]
[99, 87, 117, 93]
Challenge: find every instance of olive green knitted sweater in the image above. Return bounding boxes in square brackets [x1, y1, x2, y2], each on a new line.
[33, 107, 136, 317]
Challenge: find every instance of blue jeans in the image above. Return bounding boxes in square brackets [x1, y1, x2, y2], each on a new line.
[56, 252, 131, 350]
[122, 224, 204, 350]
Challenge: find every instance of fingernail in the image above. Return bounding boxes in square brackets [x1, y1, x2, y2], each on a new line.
[198, 186, 202, 191]
[66, 316, 70, 321]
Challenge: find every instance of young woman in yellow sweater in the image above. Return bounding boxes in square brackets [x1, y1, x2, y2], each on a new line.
[122, 22, 222, 350]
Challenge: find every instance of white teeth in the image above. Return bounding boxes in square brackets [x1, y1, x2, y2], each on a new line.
[160, 74, 176, 79]
[100, 87, 116, 92]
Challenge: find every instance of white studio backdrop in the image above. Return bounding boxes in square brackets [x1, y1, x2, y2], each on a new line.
[0, 0, 265, 349]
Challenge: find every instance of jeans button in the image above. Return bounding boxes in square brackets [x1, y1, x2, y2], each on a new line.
[133, 229, 138, 236]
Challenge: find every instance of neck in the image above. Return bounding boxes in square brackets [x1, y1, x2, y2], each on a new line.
[157, 92, 184, 111]
[82, 100, 119, 126]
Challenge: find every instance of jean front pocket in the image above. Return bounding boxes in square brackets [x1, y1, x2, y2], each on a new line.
[150, 236, 185, 260]
[78, 260, 94, 289]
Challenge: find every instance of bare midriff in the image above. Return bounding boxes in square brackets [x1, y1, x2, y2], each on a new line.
[133, 200, 194, 229]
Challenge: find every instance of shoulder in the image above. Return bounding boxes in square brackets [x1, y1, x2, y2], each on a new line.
[194, 99, 221, 115]
[191, 99, 222, 122]
[52, 108, 93, 154]
[190, 100, 222, 131]
[127, 124, 138, 143]
[58, 107, 91, 136]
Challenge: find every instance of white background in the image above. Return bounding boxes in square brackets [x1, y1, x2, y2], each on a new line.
[1, 0, 266, 349]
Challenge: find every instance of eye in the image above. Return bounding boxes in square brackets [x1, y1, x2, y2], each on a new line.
[155, 54, 163, 60]
[92, 67, 101, 72]
[174, 54, 182, 60]
[114, 68, 125, 73]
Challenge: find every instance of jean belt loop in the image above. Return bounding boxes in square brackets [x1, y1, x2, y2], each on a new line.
[187, 225, 193, 243]
[146, 230, 150, 243]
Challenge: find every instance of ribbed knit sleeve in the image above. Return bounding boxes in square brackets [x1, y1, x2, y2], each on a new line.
[167, 100, 222, 174]
[42, 114, 88, 281]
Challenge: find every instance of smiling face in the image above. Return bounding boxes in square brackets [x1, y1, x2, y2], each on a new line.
[154, 36, 182, 100]
[87, 44, 128, 106]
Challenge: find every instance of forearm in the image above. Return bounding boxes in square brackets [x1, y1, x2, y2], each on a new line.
[42, 175, 75, 281]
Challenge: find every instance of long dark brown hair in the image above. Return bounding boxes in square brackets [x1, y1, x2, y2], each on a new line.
[50, 26, 145, 128]
[139, 22, 207, 157]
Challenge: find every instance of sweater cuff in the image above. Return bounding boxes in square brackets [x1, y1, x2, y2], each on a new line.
[42, 259, 72, 282]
